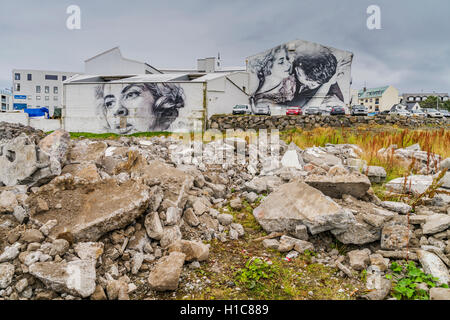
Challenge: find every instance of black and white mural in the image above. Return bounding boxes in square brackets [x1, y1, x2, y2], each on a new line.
[95, 82, 186, 134]
[247, 40, 353, 112]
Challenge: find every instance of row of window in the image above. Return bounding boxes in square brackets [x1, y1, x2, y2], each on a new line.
[14, 73, 67, 81]
[360, 98, 380, 104]
[14, 84, 60, 94]
[406, 96, 449, 102]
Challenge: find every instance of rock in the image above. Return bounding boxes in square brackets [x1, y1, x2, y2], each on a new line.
[15, 278, 28, 293]
[90, 284, 107, 300]
[165, 207, 182, 226]
[148, 252, 186, 291]
[159, 225, 182, 249]
[145, 212, 164, 240]
[332, 221, 381, 245]
[21, 229, 45, 243]
[369, 254, 389, 272]
[106, 279, 129, 300]
[302, 147, 342, 167]
[28, 259, 97, 298]
[74, 242, 104, 261]
[289, 224, 309, 240]
[131, 251, 144, 274]
[206, 183, 227, 198]
[385, 175, 433, 195]
[192, 199, 208, 216]
[229, 228, 239, 240]
[281, 150, 303, 170]
[361, 213, 388, 228]
[218, 214, 233, 226]
[284, 236, 314, 254]
[422, 214, 450, 235]
[348, 249, 371, 271]
[0, 263, 14, 289]
[29, 179, 151, 242]
[244, 176, 283, 194]
[13, 206, 28, 223]
[168, 240, 209, 262]
[430, 287, 450, 300]
[230, 223, 245, 237]
[364, 166, 387, 183]
[362, 266, 392, 300]
[38, 130, 70, 164]
[0, 191, 18, 213]
[39, 220, 58, 236]
[253, 180, 355, 235]
[381, 224, 411, 250]
[183, 208, 200, 227]
[0, 134, 60, 187]
[0, 243, 20, 263]
[50, 239, 70, 256]
[229, 198, 242, 210]
[244, 192, 259, 203]
[262, 239, 279, 250]
[439, 172, 450, 189]
[417, 249, 449, 285]
[380, 201, 412, 214]
[376, 250, 418, 261]
[305, 172, 371, 199]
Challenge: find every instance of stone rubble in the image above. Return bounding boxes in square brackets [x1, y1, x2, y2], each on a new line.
[0, 123, 448, 300]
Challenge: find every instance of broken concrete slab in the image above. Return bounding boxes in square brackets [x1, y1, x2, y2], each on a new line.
[253, 180, 355, 235]
[305, 173, 371, 199]
[28, 177, 150, 242]
[422, 214, 450, 235]
[380, 201, 412, 214]
[332, 221, 381, 245]
[29, 260, 96, 298]
[167, 240, 209, 262]
[417, 249, 449, 285]
[38, 130, 71, 165]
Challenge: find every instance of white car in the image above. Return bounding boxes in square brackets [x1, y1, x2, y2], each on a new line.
[424, 108, 443, 118]
[410, 110, 426, 117]
[390, 109, 411, 116]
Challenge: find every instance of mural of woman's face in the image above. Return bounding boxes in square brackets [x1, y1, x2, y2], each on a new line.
[102, 84, 156, 134]
[270, 49, 292, 80]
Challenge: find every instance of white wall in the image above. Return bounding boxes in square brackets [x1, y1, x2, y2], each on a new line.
[0, 112, 29, 126]
[0, 112, 62, 132]
[206, 77, 249, 116]
[64, 82, 205, 133]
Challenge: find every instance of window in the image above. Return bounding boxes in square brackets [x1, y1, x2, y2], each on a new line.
[53, 87, 58, 94]
[62, 76, 67, 81]
[27, 74, 32, 81]
[14, 73, 20, 80]
[28, 96, 32, 100]
[53, 96, 58, 101]
[45, 86, 49, 94]
[37, 96, 41, 100]
[45, 96, 49, 101]
[36, 86, 41, 93]
[14, 83, 20, 91]
[408, 97, 414, 101]
[45, 75, 58, 80]
[375, 98, 379, 104]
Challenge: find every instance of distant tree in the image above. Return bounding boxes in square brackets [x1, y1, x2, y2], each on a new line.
[420, 96, 450, 111]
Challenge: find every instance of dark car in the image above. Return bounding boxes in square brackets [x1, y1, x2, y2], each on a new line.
[286, 106, 302, 115]
[351, 105, 368, 116]
[380, 110, 390, 115]
[330, 106, 346, 115]
[304, 106, 321, 115]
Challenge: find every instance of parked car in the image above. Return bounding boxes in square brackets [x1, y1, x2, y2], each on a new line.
[320, 106, 333, 115]
[254, 105, 271, 116]
[351, 105, 368, 116]
[304, 106, 321, 115]
[410, 109, 426, 117]
[330, 106, 346, 115]
[390, 109, 411, 116]
[286, 106, 302, 115]
[380, 110, 390, 115]
[424, 108, 443, 118]
[441, 110, 450, 118]
[232, 104, 251, 115]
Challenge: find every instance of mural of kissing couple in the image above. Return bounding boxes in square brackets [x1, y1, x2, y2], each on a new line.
[247, 40, 353, 112]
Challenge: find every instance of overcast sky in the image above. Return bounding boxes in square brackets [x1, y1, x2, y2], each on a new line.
[1, 0, 449, 93]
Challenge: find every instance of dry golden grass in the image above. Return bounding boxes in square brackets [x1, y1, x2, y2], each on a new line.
[282, 126, 450, 181]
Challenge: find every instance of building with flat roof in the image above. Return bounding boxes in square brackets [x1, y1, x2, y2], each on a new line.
[12, 69, 79, 116]
[358, 85, 399, 112]
[1, 88, 12, 111]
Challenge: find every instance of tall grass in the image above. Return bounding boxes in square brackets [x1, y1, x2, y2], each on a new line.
[282, 126, 450, 181]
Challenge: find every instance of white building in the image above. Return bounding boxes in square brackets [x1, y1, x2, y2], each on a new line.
[1, 89, 12, 111]
[63, 71, 249, 133]
[84, 47, 161, 76]
[12, 69, 79, 116]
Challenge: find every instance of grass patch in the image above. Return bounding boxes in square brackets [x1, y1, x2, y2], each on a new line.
[68, 131, 173, 139]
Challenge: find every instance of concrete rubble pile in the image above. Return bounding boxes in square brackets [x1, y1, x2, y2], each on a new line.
[0, 124, 449, 300]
